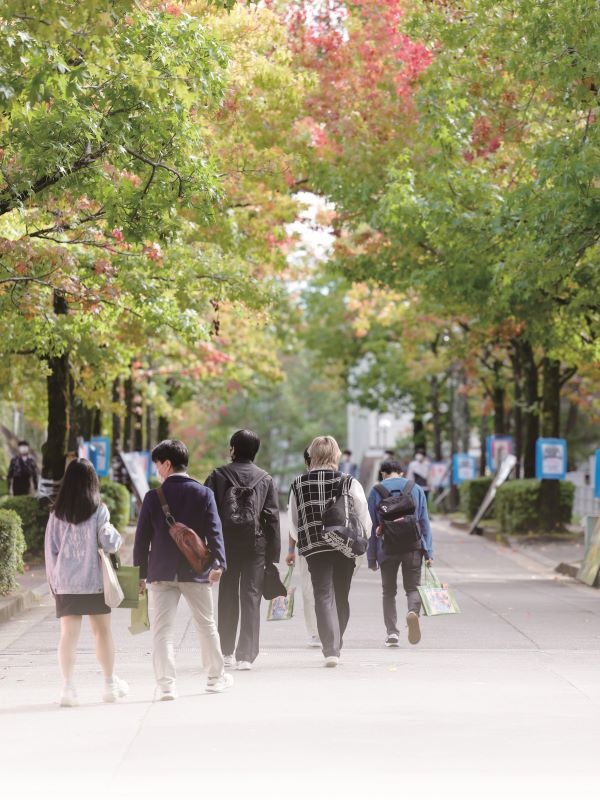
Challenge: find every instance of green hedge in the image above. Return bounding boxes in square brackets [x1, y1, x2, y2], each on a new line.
[0, 495, 49, 555]
[496, 479, 575, 533]
[460, 477, 493, 519]
[0, 509, 27, 594]
[100, 479, 131, 530]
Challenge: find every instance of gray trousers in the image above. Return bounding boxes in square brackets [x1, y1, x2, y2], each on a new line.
[380, 551, 423, 635]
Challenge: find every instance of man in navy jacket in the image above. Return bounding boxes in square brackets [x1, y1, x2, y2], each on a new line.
[134, 439, 232, 699]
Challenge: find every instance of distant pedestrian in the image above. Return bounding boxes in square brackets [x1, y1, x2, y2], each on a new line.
[286, 448, 319, 648]
[45, 458, 128, 707]
[367, 459, 433, 648]
[134, 439, 232, 699]
[339, 449, 358, 479]
[406, 449, 431, 499]
[8, 440, 38, 496]
[205, 429, 281, 671]
[288, 435, 371, 667]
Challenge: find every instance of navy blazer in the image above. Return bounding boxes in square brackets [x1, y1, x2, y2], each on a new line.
[133, 475, 226, 583]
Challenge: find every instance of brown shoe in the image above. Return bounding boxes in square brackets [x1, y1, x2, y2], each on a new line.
[406, 612, 421, 645]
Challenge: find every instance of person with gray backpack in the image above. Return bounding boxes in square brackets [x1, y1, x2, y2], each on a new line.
[205, 429, 280, 671]
[367, 459, 433, 647]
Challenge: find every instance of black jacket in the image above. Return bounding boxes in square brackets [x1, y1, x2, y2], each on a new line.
[205, 459, 281, 564]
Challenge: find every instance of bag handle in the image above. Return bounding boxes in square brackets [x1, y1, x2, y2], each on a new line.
[334, 474, 352, 499]
[156, 485, 177, 527]
[373, 483, 391, 499]
[283, 565, 294, 588]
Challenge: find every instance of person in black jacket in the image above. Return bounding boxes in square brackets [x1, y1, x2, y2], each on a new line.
[8, 441, 39, 496]
[205, 429, 280, 671]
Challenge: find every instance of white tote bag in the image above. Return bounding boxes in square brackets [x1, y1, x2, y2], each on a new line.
[98, 548, 124, 608]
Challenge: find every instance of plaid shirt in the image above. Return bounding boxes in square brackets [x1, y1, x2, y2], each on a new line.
[289, 470, 370, 558]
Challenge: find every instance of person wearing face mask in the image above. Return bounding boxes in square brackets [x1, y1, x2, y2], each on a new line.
[133, 439, 232, 699]
[8, 440, 39, 496]
[406, 449, 431, 500]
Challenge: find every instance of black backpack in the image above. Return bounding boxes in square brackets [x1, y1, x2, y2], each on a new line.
[218, 466, 267, 550]
[321, 475, 368, 558]
[373, 480, 421, 555]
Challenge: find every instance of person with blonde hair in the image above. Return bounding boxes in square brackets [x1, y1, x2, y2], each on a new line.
[287, 436, 370, 667]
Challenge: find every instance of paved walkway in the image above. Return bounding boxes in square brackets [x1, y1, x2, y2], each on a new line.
[0, 518, 598, 798]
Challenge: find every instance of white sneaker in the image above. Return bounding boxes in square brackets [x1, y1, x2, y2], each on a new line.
[59, 685, 78, 707]
[206, 673, 234, 693]
[158, 688, 177, 701]
[223, 655, 236, 668]
[308, 635, 321, 648]
[324, 656, 339, 668]
[236, 660, 252, 671]
[385, 633, 400, 647]
[406, 611, 421, 645]
[103, 676, 129, 703]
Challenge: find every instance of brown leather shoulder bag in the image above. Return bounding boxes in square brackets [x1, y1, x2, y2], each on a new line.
[156, 485, 213, 575]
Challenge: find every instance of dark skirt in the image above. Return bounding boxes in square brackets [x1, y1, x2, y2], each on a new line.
[55, 592, 111, 618]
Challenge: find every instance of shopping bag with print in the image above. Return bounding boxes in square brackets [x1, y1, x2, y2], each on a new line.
[266, 566, 295, 621]
[98, 548, 125, 608]
[116, 564, 140, 609]
[418, 564, 460, 616]
[129, 592, 150, 635]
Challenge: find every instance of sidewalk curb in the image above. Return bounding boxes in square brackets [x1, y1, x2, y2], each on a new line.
[0, 580, 50, 625]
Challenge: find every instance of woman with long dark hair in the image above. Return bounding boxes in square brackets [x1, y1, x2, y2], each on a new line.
[45, 458, 128, 707]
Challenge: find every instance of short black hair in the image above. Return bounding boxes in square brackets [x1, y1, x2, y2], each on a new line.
[343, 449, 352, 456]
[53, 458, 100, 524]
[230, 429, 260, 461]
[380, 459, 403, 476]
[151, 439, 189, 470]
[18, 440, 29, 447]
[303, 448, 311, 467]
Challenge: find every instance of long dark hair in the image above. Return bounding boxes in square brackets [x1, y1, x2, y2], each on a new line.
[53, 458, 101, 524]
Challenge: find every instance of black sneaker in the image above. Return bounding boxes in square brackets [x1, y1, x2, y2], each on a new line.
[385, 633, 400, 647]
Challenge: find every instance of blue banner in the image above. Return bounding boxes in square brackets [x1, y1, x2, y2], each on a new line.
[91, 436, 111, 478]
[452, 453, 477, 485]
[535, 438, 567, 480]
[594, 450, 600, 499]
[486, 435, 514, 473]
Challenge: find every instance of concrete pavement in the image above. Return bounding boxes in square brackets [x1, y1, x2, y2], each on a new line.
[0, 517, 599, 799]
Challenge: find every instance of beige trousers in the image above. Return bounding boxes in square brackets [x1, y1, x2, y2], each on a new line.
[150, 581, 224, 691]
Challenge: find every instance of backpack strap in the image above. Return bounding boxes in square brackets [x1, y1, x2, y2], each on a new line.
[219, 465, 268, 491]
[334, 474, 352, 498]
[373, 482, 391, 500]
[402, 480, 415, 497]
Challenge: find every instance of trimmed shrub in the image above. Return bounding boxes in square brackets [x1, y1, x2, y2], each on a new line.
[100, 479, 131, 530]
[496, 479, 575, 533]
[0, 495, 49, 555]
[0, 509, 27, 594]
[460, 477, 493, 520]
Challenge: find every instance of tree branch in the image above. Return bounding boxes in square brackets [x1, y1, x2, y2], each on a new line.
[123, 147, 185, 197]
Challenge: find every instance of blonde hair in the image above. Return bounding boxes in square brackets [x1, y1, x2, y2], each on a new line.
[308, 436, 342, 471]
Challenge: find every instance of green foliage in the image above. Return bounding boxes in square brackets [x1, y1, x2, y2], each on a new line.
[100, 479, 130, 530]
[0, 495, 48, 555]
[496, 479, 575, 533]
[460, 477, 493, 520]
[0, 508, 26, 595]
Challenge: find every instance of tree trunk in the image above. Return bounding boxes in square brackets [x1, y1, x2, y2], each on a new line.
[413, 407, 426, 453]
[479, 414, 488, 476]
[492, 360, 506, 435]
[521, 341, 539, 479]
[157, 415, 170, 442]
[133, 390, 143, 452]
[146, 402, 153, 453]
[539, 357, 562, 530]
[428, 375, 443, 461]
[112, 378, 122, 455]
[510, 343, 524, 478]
[123, 375, 133, 452]
[41, 292, 70, 492]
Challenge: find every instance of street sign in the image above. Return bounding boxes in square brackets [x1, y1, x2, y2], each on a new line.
[486, 435, 514, 473]
[78, 440, 98, 471]
[120, 452, 150, 504]
[452, 454, 477, 485]
[535, 438, 567, 480]
[430, 461, 450, 489]
[594, 450, 600, 499]
[91, 436, 111, 478]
